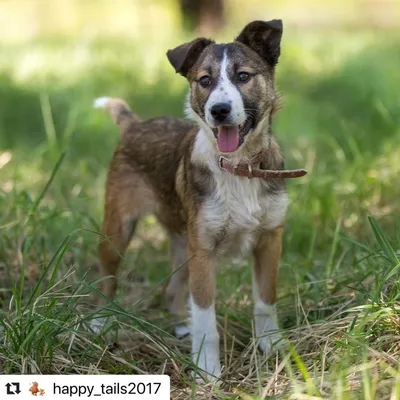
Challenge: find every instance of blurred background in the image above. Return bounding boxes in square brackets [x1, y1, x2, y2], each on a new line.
[1, 1, 400, 391]
[1, 0, 400, 324]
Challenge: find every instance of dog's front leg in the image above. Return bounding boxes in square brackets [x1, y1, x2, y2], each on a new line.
[252, 226, 284, 355]
[188, 247, 220, 382]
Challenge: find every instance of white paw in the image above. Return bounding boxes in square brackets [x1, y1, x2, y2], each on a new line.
[90, 317, 106, 333]
[189, 298, 221, 384]
[254, 302, 283, 356]
[258, 329, 283, 356]
[175, 325, 190, 339]
[191, 364, 221, 385]
[191, 347, 221, 384]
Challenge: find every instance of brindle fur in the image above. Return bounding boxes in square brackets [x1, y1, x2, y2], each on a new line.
[98, 113, 284, 301]
[98, 19, 289, 382]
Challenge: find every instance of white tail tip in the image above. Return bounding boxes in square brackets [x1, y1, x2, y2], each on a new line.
[94, 96, 111, 109]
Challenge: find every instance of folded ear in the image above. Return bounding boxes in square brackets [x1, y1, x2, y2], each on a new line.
[235, 20, 283, 67]
[167, 38, 215, 77]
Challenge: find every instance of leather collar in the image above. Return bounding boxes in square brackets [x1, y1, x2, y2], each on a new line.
[218, 154, 307, 179]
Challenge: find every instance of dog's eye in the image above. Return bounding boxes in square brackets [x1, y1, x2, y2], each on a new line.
[238, 72, 251, 82]
[199, 76, 212, 88]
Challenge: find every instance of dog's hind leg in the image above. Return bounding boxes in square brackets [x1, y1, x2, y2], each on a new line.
[98, 166, 154, 303]
[93, 168, 156, 333]
[165, 232, 190, 338]
[99, 207, 138, 302]
[93, 202, 137, 333]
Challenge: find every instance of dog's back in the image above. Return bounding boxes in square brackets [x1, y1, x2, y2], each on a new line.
[95, 97, 197, 301]
[95, 96, 195, 214]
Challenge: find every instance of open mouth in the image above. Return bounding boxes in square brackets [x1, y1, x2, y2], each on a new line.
[213, 115, 255, 153]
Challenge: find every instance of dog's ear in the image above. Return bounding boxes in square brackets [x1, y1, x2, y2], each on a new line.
[235, 20, 283, 67]
[167, 38, 214, 77]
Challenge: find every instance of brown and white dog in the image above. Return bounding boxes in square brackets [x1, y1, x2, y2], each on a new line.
[94, 20, 305, 382]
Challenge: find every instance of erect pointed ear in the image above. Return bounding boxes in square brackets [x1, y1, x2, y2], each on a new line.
[166, 38, 214, 77]
[235, 20, 283, 67]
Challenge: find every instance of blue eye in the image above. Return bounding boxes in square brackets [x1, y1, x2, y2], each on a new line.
[199, 76, 212, 87]
[238, 72, 251, 82]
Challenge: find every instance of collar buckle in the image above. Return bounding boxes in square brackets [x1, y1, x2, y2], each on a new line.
[219, 155, 253, 178]
[247, 163, 253, 179]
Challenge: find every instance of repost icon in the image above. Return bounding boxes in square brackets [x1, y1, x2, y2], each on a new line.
[5, 382, 21, 395]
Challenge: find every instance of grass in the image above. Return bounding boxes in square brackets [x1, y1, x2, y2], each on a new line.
[1, 16, 400, 400]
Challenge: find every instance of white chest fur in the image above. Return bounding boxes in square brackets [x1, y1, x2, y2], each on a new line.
[192, 130, 289, 257]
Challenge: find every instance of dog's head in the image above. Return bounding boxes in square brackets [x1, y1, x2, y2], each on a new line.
[167, 20, 282, 155]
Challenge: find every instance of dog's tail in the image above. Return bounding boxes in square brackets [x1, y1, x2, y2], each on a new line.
[94, 97, 140, 129]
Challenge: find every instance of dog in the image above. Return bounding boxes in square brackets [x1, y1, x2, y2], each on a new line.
[95, 19, 306, 382]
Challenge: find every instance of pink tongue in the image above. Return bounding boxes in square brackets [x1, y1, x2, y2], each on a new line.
[217, 126, 240, 153]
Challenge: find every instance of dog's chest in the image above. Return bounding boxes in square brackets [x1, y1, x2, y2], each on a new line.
[199, 173, 288, 256]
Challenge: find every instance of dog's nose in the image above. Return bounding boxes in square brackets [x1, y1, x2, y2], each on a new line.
[210, 103, 232, 122]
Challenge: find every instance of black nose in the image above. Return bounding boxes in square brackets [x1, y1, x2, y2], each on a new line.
[210, 102, 231, 122]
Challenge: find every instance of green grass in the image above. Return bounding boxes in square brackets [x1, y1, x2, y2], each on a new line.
[1, 24, 400, 399]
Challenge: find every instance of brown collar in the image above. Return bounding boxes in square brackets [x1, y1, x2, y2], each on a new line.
[218, 155, 307, 179]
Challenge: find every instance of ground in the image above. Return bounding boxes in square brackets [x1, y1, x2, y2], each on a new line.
[1, 6, 400, 399]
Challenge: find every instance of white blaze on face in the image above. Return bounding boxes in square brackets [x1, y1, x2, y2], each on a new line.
[205, 49, 247, 153]
[205, 50, 246, 127]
